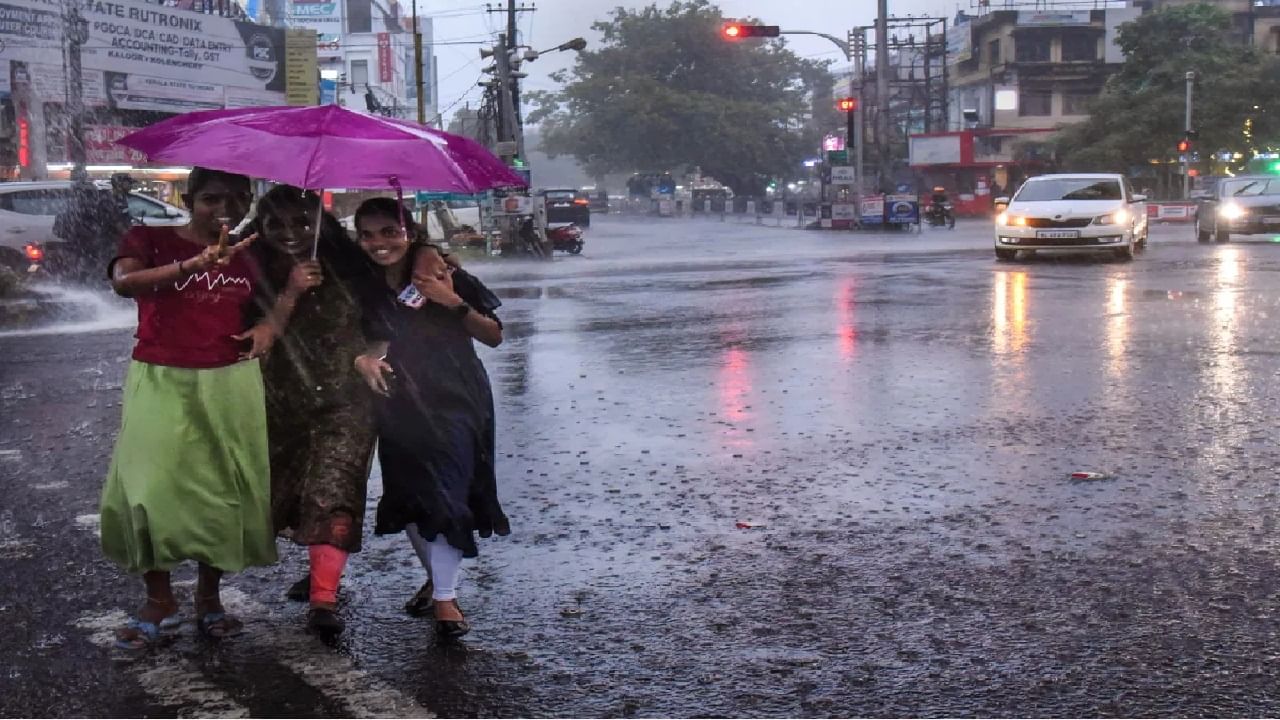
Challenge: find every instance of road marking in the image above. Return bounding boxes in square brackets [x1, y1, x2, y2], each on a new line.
[33, 481, 70, 490]
[0, 449, 20, 461]
[220, 587, 434, 719]
[74, 610, 251, 719]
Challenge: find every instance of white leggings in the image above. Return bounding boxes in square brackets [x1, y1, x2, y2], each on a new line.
[406, 523, 464, 601]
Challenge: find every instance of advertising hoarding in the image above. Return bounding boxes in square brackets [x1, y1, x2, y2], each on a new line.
[289, 0, 343, 58]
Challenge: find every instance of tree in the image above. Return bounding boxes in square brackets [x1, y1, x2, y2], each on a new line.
[1055, 4, 1280, 185]
[525, 0, 835, 195]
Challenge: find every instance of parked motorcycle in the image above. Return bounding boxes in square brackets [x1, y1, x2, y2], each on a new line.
[924, 202, 956, 229]
[548, 224, 585, 254]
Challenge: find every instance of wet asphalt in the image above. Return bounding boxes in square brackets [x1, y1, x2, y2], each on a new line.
[4, 216, 1280, 717]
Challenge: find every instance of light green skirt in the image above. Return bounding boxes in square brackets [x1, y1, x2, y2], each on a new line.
[100, 360, 277, 574]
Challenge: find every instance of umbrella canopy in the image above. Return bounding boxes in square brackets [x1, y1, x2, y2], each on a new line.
[118, 105, 526, 193]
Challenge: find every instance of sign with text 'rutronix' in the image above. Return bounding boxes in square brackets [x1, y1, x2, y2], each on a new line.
[0, 0, 304, 110]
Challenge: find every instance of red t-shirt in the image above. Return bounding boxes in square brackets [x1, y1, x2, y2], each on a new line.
[115, 226, 259, 369]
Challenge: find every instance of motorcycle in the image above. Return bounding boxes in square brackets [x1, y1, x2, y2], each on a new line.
[924, 201, 956, 229]
[548, 223, 585, 254]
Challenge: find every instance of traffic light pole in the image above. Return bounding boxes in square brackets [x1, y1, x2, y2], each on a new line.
[412, 0, 425, 124]
[1183, 71, 1195, 200]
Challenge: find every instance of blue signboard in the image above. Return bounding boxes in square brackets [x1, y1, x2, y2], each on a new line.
[319, 79, 337, 105]
[885, 194, 919, 225]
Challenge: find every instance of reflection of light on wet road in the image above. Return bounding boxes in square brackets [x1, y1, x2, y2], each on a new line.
[992, 271, 1028, 358]
[834, 276, 857, 361]
[1105, 278, 1128, 378]
[719, 346, 752, 425]
[1209, 249, 1242, 431]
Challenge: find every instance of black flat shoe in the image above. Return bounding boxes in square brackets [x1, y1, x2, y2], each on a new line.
[404, 581, 435, 617]
[307, 607, 345, 637]
[434, 599, 470, 640]
[286, 575, 310, 602]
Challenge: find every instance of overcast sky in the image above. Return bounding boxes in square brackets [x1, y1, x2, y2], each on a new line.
[423, 0, 961, 124]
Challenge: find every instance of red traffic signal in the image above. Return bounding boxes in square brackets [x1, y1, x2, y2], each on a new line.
[837, 97, 858, 112]
[1177, 139, 1190, 153]
[721, 22, 780, 40]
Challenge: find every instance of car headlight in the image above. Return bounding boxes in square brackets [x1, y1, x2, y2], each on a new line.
[997, 212, 1027, 227]
[1219, 203, 1247, 220]
[1094, 208, 1131, 226]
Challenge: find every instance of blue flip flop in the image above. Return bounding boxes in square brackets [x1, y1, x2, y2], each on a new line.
[114, 615, 181, 651]
[196, 611, 244, 639]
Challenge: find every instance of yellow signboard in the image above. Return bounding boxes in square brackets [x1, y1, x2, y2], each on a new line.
[285, 28, 319, 106]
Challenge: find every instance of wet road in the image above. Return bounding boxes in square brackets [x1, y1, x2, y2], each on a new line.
[5, 217, 1280, 717]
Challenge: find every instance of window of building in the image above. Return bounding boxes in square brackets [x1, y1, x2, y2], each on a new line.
[1019, 89, 1053, 116]
[1015, 36, 1051, 62]
[988, 39, 1001, 65]
[1062, 33, 1098, 62]
[1062, 91, 1093, 115]
[347, 0, 371, 33]
[350, 59, 369, 89]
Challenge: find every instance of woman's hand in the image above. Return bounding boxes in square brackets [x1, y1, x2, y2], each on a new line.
[232, 322, 276, 361]
[286, 259, 323, 296]
[184, 230, 258, 273]
[412, 269, 462, 307]
[354, 354, 394, 396]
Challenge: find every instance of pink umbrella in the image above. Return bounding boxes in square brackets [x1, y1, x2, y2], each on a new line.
[118, 104, 526, 193]
[120, 105, 525, 258]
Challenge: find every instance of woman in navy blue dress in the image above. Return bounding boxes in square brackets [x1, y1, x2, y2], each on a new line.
[351, 198, 509, 638]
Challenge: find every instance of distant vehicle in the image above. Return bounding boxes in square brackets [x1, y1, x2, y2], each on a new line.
[0, 180, 188, 272]
[1194, 175, 1280, 243]
[539, 188, 591, 227]
[993, 173, 1148, 261]
[588, 190, 609, 213]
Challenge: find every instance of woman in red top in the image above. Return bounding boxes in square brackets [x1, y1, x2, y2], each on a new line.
[101, 167, 302, 650]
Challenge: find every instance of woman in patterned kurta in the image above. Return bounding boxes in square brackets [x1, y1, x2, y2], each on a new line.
[251, 185, 377, 637]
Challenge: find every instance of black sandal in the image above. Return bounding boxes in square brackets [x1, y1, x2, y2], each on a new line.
[286, 575, 311, 602]
[306, 607, 345, 637]
[404, 580, 435, 617]
[434, 599, 470, 640]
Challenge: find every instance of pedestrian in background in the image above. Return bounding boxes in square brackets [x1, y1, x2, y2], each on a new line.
[351, 197, 510, 639]
[100, 167, 286, 650]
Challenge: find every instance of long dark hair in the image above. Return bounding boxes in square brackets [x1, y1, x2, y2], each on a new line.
[253, 184, 370, 282]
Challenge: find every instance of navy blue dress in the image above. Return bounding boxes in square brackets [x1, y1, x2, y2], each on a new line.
[357, 244, 510, 557]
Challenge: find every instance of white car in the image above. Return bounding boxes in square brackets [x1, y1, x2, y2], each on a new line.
[994, 174, 1148, 261]
[0, 180, 188, 270]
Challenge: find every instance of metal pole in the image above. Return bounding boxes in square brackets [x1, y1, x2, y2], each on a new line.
[413, 1, 425, 124]
[495, 33, 518, 158]
[853, 30, 865, 226]
[1183, 70, 1194, 200]
[66, 0, 88, 181]
[876, 0, 889, 192]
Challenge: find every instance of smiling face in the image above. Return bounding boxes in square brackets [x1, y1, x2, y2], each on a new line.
[355, 212, 410, 267]
[183, 176, 251, 243]
[260, 197, 316, 258]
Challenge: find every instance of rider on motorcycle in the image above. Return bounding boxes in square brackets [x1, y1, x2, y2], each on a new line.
[929, 186, 949, 211]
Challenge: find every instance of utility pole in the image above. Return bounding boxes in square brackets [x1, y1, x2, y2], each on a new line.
[412, 0, 425, 123]
[875, 0, 889, 192]
[486, 2, 535, 155]
[494, 33, 520, 162]
[851, 29, 866, 222]
[1184, 70, 1195, 200]
[65, 0, 89, 181]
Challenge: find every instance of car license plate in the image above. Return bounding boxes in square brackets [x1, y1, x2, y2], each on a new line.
[1264, 216, 1280, 224]
[552, 202, 570, 208]
[1036, 230, 1079, 239]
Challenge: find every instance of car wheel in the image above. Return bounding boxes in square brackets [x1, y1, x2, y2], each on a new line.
[995, 248, 1017, 261]
[1196, 218, 1211, 243]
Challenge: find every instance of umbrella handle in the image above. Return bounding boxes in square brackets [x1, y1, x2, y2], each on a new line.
[389, 175, 407, 237]
[311, 190, 323, 260]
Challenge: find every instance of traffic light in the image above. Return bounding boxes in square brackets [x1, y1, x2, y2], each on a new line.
[1177, 138, 1191, 154]
[721, 22, 780, 40]
[837, 97, 858, 113]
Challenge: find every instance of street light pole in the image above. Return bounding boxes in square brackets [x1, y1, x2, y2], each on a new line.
[65, 0, 89, 181]
[1184, 70, 1195, 200]
[413, 0, 425, 124]
[876, 0, 889, 192]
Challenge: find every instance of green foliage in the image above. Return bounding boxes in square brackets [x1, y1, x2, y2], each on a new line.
[1056, 3, 1280, 172]
[526, 0, 834, 194]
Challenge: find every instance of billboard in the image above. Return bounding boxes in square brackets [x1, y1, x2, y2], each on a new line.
[1, 0, 290, 107]
[1017, 10, 1092, 27]
[289, 0, 343, 58]
[377, 33, 393, 83]
[946, 24, 972, 65]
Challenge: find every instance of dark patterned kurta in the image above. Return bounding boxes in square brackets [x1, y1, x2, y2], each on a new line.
[355, 244, 510, 558]
[257, 232, 377, 552]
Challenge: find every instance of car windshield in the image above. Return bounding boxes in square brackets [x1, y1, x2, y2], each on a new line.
[1221, 178, 1280, 197]
[1015, 179, 1123, 202]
